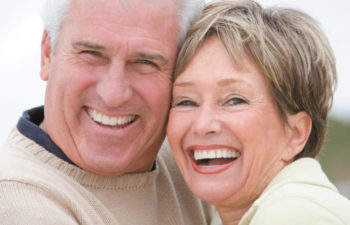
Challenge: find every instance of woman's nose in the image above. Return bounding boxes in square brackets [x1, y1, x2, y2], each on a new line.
[191, 105, 222, 136]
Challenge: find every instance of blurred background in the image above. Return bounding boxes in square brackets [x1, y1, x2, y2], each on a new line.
[0, 1, 349, 197]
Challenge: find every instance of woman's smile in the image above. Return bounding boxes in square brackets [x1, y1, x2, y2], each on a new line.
[187, 145, 241, 174]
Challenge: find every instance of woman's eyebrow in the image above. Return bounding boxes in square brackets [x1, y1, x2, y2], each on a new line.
[173, 81, 195, 87]
[218, 78, 240, 87]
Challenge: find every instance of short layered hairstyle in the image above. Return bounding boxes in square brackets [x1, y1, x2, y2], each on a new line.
[174, 0, 337, 159]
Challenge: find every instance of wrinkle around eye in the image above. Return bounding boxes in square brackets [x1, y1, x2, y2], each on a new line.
[78, 51, 109, 65]
[224, 97, 247, 106]
[136, 59, 156, 66]
[81, 50, 101, 56]
[127, 59, 160, 75]
[171, 93, 199, 109]
[174, 100, 197, 107]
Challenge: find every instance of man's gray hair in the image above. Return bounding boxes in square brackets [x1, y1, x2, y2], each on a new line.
[41, 0, 205, 51]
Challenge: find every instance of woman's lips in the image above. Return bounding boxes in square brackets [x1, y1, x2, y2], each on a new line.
[186, 145, 241, 174]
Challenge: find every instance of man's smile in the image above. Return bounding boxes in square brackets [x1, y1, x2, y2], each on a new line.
[87, 108, 137, 127]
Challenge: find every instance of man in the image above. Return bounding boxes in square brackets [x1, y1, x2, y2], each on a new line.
[0, 0, 213, 224]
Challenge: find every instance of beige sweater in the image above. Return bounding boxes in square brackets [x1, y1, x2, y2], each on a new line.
[0, 128, 213, 225]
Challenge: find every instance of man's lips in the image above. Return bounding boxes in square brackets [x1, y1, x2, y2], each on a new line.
[87, 108, 138, 127]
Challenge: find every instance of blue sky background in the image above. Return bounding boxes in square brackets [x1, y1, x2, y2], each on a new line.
[0, 0, 349, 143]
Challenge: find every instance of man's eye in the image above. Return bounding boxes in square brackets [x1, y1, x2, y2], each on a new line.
[81, 50, 101, 56]
[131, 59, 159, 74]
[78, 50, 108, 65]
[136, 59, 156, 67]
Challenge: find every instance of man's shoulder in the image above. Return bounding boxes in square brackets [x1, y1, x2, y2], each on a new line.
[157, 138, 183, 180]
[0, 146, 70, 223]
[158, 138, 176, 164]
[0, 144, 62, 188]
[157, 139, 215, 224]
[0, 129, 80, 196]
[0, 143, 117, 225]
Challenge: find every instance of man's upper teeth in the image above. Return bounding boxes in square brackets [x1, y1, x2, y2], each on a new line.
[88, 108, 136, 126]
[193, 149, 240, 161]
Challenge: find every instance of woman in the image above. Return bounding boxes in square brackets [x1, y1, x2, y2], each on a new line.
[167, 0, 350, 224]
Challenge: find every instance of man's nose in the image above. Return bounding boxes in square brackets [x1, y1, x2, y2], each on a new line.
[191, 105, 222, 136]
[96, 61, 132, 107]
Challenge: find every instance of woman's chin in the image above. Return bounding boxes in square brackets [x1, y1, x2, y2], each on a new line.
[178, 154, 244, 204]
[184, 172, 242, 206]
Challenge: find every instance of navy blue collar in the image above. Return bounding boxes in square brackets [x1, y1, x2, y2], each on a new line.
[17, 106, 76, 166]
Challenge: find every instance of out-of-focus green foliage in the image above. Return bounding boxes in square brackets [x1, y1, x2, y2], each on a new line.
[318, 117, 350, 197]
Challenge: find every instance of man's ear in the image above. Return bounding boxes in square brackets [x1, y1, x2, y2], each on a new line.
[40, 30, 52, 81]
[282, 111, 312, 162]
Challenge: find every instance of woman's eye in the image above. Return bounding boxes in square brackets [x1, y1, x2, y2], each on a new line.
[225, 97, 246, 105]
[174, 100, 197, 107]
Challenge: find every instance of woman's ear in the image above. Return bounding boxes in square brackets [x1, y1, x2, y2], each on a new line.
[40, 30, 52, 81]
[282, 111, 312, 162]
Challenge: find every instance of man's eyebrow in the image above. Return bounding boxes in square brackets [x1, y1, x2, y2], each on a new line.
[136, 52, 168, 64]
[72, 41, 106, 50]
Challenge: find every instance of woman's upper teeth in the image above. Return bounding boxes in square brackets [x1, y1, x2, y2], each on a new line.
[87, 108, 136, 126]
[193, 149, 240, 161]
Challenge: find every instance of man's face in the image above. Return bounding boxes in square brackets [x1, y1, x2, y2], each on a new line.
[40, 0, 179, 176]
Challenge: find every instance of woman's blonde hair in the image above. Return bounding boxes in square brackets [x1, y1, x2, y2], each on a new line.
[174, 0, 337, 159]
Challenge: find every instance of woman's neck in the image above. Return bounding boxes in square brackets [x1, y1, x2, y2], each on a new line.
[216, 203, 251, 225]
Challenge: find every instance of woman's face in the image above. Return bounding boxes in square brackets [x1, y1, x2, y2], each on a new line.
[167, 36, 291, 208]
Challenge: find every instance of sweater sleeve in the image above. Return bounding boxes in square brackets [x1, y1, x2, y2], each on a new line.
[249, 196, 345, 225]
[0, 181, 79, 225]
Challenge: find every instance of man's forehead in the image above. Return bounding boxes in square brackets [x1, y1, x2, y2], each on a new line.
[60, 0, 179, 64]
[68, 0, 179, 33]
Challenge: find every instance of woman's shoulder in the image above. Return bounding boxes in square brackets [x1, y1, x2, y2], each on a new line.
[240, 158, 350, 225]
[249, 193, 350, 225]
[248, 159, 350, 224]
